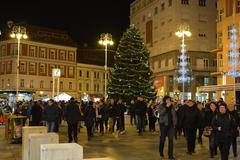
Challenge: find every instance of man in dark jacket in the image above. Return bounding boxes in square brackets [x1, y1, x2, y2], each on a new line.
[157, 96, 176, 160]
[65, 97, 81, 143]
[135, 95, 147, 135]
[84, 101, 96, 141]
[129, 100, 136, 125]
[227, 102, 239, 157]
[30, 101, 42, 126]
[43, 99, 58, 132]
[181, 100, 200, 155]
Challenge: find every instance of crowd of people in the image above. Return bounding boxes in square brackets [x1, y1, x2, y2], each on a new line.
[158, 96, 239, 160]
[0, 95, 239, 160]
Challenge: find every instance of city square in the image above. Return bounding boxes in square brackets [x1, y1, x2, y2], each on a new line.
[0, 0, 240, 160]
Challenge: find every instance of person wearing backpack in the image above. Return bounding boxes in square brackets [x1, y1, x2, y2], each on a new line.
[212, 103, 235, 160]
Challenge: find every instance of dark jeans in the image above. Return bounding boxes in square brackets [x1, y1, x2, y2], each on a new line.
[99, 119, 104, 133]
[198, 127, 204, 140]
[86, 125, 93, 137]
[185, 128, 197, 152]
[68, 123, 78, 143]
[121, 115, 125, 130]
[112, 117, 122, 132]
[46, 121, 55, 132]
[218, 137, 231, 160]
[130, 113, 136, 125]
[231, 136, 237, 156]
[159, 124, 174, 159]
[148, 116, 156, 131]
[209, 133, 217, 157]
[136, 114, 144, 133]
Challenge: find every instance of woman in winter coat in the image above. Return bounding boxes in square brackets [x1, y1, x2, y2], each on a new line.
[212, 103, 235, 160]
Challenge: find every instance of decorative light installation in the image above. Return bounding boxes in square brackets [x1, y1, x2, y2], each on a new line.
[227, 26, 240, 103]
[175, 24, 191, 101]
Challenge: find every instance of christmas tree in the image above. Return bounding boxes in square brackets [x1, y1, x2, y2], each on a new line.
[108, 25, 156, 102]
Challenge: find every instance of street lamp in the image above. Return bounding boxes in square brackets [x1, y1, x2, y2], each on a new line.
[10, 26, 28, 101]
[99, 33, 114, 101]
[175, 24, 191, 102]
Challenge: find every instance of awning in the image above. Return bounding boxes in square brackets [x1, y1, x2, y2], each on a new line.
[198, 84, 240, 92]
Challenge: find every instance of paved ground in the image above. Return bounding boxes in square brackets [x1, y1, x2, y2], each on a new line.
[0, 116, 240, 160]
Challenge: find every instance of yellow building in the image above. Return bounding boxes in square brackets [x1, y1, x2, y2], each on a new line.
[199, 0, 240, 103]
[130, 0, 217, 101]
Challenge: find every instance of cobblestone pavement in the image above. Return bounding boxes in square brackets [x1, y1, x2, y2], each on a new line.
[0, 117, 239, 160]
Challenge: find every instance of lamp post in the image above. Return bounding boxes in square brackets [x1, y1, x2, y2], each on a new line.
[99, 33, 113, 102]
[175, 24, 191, 102]
[10, 26, 28, 101]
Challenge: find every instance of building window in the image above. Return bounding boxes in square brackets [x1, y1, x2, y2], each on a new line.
[30, 80, 34, 88]
[226, 0, 233, 17]
[146, 20, 153, 45]
[60, 51, 65, 60]
[69, 82, 72, 90]
[1, 46, 6, 56]
[161, 3, 165, 11]
[6, 62, 11, 73]
[20, 79, 24, 88]
[199, 0, 206, 7]
[39, 48, 46, 58]
[237, 0, 240, 13]
[154, 7, 158, 15]
[181, 0, 189, 5]
[40, 64, 45, 74]
[69, 52, 74, 61]
[50, 81, 53, 89]
[97, 72, 100, 79]
[69, 67, 74, 77]
[79, 83, 82, 91]
[29, 46, 36, 57]
[94, 72, 97, 79]
[217, 32, 223, 48]
[20, 62, 26, 72]
[50, 50, 55, 59]
[142, 15, 145, 22]
[203, 59, 209, 68]
[60, 81, 63, 90]
[59, 66, 64, 77]
[40, 80, 44, 88]
[79, 70, 82, 77]
[86, 83, 89, 91]
[10, 44, 18, 55]
[86, 71, 89, 78]
[29, 63, 35, 73]
[218, 9, 224, 22]
[198, 33, 206, 37]
[168, 0, 172, 6]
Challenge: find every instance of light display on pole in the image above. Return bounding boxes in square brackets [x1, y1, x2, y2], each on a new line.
[227, 26, 240, 103]
[175, 24, 191, 101]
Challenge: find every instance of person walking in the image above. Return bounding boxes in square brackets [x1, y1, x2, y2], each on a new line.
[135, 95, 147, 135]
[65, 97, 81, 143]
[30, 101, 42, 126]
[43, 99, 58, 132]
[158, 96, 176, 160]
[129, 100, 136, 125]
[212, 103, 235, 160]
[84, 101, 96, 141]
[227, 102, 239, 158]
[147, 100, 156, 132]
[204, 102, 218, 158]
[181, 100, 200, 155]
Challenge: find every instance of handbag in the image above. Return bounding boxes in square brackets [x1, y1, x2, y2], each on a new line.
[203, 126, 212, 137]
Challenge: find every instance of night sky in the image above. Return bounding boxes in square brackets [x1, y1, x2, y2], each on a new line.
[0, 0, 134, 48]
